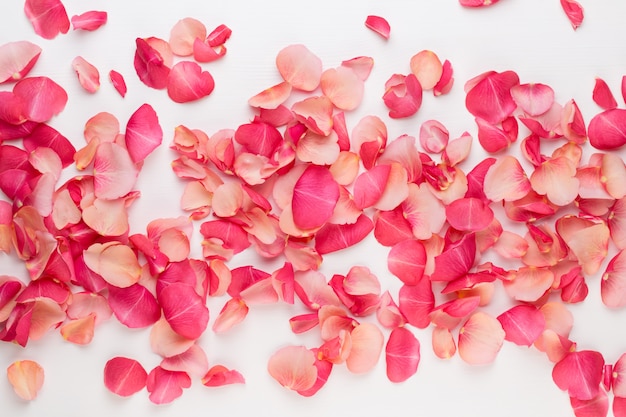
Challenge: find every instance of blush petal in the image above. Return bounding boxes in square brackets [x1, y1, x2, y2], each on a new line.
[292, 165, 339, 230]
[346, 323, 384, 374]
[7, 360, 44, 400]
[267, 345, 317, 391]
[410, 50, 443, 91]
[0, 41, 42, 83]
[169, 17, 207, 57]
[104, 358, 146, 398]
[93, 142, 138, 199]
[320, 66, 364, 111]
[72, 56, 100, 93]
[458, 312, 505, 365]
[276, 44, 322, 92]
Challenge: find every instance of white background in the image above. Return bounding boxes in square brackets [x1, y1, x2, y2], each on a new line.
[2, 0, 626, 416]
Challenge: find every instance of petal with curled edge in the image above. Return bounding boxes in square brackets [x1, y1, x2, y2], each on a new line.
[432, 233, 476, 282]
[341, 56, 374, 81]
[561, 0, 584, 30]
[419, 119, 449, 153]
[84, 242, 141, 288]
[169, 17, 206, 57]
[202, 365, 245, 387]
[346, 323, 383, 374]
[276, 44, 322, 92]
[146, 366, 191, 405]
[402, 183, 446, 240]
[72, 56, 100, 93]
[383, 73, 423, 119]
[553, 350, 604, 401]
[167, 61, 215, 103]
[71, 11, 107, 31]
[557, 216, 609, 276]
[459, 0, 500, 6]
[458, 312, 505, 365]
[134, 38, 170, 90]
[483, 155, 531, 202]
[160, 344, 208, 379]
[410, 50, 443, 91]
[0, 41, 42, 83]
[248, 81, 292, 109]
[386, 327, 420, 383]
[321, 66, 364, 111]
[364, 15, 390, 39]
[7, 360, 44, 400]
[109, 70, 127, 97]
[511, 82, 554, 116]
[24, 0, 70, 39]
[387, 239, 427, 286]
[268, 345, 317, 391]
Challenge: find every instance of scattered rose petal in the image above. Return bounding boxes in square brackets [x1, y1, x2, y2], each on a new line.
[385, 327, 420, 383]
[364, 15, 390, 39]
[72, 56, 100, 93]
[167, 61, 215, 103]
[276, 44, 322, 92]
[24, 0, 70, 39]
[0, 41, 42, 83]
[552, 350, 604, 401]
[7, 360, 44, 400]
[458, 312, 505, 365]
[109, 70, 127, 97]
[104, 357, 147, 397]
[71, 11, 107, 31]
[560, 0, 584, 30]
[268, 345, 317, 392]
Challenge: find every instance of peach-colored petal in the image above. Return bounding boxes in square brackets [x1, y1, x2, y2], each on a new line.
[557, 216, 610, 276]
[7, 360, 44, 400]
[320, 66, 364, 111]
[458, 312, 505, 365]
[601, 249, 626, 308]
[201, 365, 245, 387]
[248, 81, 292, 109]
[410, 50, 443, 90]
[401, 183, 446, 240]
[292, 96, 334, 136]
[268, 345, 317, 391]
[530, 157, 579, 206]
[276, 44, 322, 92]
[432, 326, 456, 359]
[212, 298, 249, 333]
[24, 0, 70, 39]
[60, 315, 95, 345]
[329, 151, 360, 186]
[483, 155, 531, 202]
[93, 142, 138, 200]
[82, 197, 129, 236]
[169, 17, 207, 57]
[503, 266, 554, 302]
[442, 132, 473, 166]
[346, 323, 383, 374]
[83, 242, 142, 288]
[150, 318, 195, 358]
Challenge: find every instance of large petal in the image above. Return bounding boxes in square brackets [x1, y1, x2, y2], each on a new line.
[385, 327, 420, 383]
[13, 76, 67, 123]
[7, 360, 44, 400]
[103, 357, 147, 397]
[0, 41, 41, 83]
[125, 103, 163, 163]
[552, 350, 604, 401]
[167, 61, 215, 103]
[267, 345, 317, 391]
[276, 44, 322, 91]
[24, 0, 70, 39]
[292, 165, 339, 230]
[346, 323, 384, 374]
[458, 312, 505, 365]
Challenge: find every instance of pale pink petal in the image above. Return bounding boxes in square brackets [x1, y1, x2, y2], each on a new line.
[159, 282, 209, 340]
[248, 81, 292, 109]
[557, 216, 610, 276]
[465, 70, 519, 124]
[419, 119, 449, 153]
[609, 198, 626, 249]
[503, 266, 554, 302]
[493, 230, 528, 259]
[169, 17, 207, 57]
[276, 44, 322, 92]
[84, 111, 120, 144]
[497, 305, 545, 346]
[268, 345, 317, 391]
[510, 82, 554, 116]
[296, 130, 340, 165]
[346, 323, 383, 374]
[167, 61, 215, 103]
[292, 165, 339, 230]
[387, 239, 427, 286]
[442, 132, 472, 167]
[561, 0, 584, 30]
[601, 249, 626, 308]
[601, 152, 626, 199]
[458, 312, 505, 365]
[320, 66, 364, 111]
[83, 242, 141, 288]
[7, 360, 44, 400]
[432, 326, 456, 359]
[13, 76, 67, 123]
[71, 56, 99, 93]
[401, 183, 446, 240]
[530, 157, 579, 206]
[314, 214, 373, 255]
[385, 327, 420, 383]
[292, 96, 334, 136]
[202, 365, 245, 387]
[483, 155, 531, 201]
[24, 0, 70, 39]
[149, 318, 195, 358]
[398, 279, 434, 329]
[71, 11, 107, 31]
[377, 134, 422, 182]
[588, 109, 626, 150]
[445, 197, 494, 232]
[341, 56, 374, 81]
[159, 345, 208, 379]
[410, 50, 443, 90]
[383, 73, 423, 119]
[613, 353, 626, 397]
[93, 142, 138, 199]
[0, 41, 42, 83]
[553, 350, 604, 400]
[146, 366, 191, 405]
[109, 70, 127, 97]
[364, 15, 390, 39]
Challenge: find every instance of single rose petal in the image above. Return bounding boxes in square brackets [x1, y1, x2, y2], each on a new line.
[465, 70, 519, 124]
[560, 0, 584, 30]
[402, 183, 446, 240]
[248, 81, 292, 109]
[109, 70, 127, 97]
[511, 83, 555, 116]
[503, 266, 554, 302]
[84, 242, 142, 288]
[169, 17, 207, 57]
[7, 360, 44, 400]
[530, 157, 579, 206]
[432, 326, 456, 359]
[292, 165, 339, 230]
[588, 109, 626, 150]
[571, 391, 609, 417]
[497, 305, 545, 347]
[192, 39, 227, 63]
[276, 44, 322, 92]
[159, 283, 209, 340]
[419, 119, 449, 153]
[601, 249, 626, 308]
[483, 155, 531, 202]
[475, 116, 518, 153]
[207, 24, 232, 46]
[552, 350, 604, 401]
[314, 214, 373, 255]
[235, 121, 283, 158]
[320, 66, 364, 111]
[13, 76, 68, 123]
[432, 233, 476, 282]
[0, 41, 42, 83]
[613, 353, 626, 397]
[346, 323, 384, 374]
[71, 11, 107, 31]
[373, 208, 414, 246]
[445, 197, 494, 232]
[72, 56, 100, 93]
[60, 314, 96, 345]
[410, 50, 443, 91]
[167, 61, 215, 103]
[146, 366, 191, 405]
[24, 0, 70, 39]
[398, 279, 434, 329]
[385, 327, 420, 383]
[161, 344, 209, 378]
[134, 37, 170, 90]
[387, 239, 427, 286]
[592, 77, 617, 110]
[383, 73, 423, 119]
[364, 15, 390, 39]
[93, 142, 139, 199]
[201, 365, 245, 387]
[268, 345, 317, 391]
[458, 312, 505, 365]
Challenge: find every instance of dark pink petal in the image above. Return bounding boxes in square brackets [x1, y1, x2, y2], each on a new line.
[235, 121, 282, 158]
[297, 348, 332, 397]
[0, 92, 26, 124]
[432, 233, 476, 282]
[13, 76, 68, 123]
[125, 103, 163, 163]
[353, 164, 391, 209]
[475, 116, 518, 153]
[109, 70, 127, 97]
[510, 83, 554, 116]
[268, 345, 317, 391]
[458, 312, 505, 365]
[161, 344, 209, 378]
[201, 365, 245, 387]
[465, 70, 519, 124]
[314, 214, 373, 255]
[341, 56, 374, 81]
[24, 0, 70, 39]
[207, 24, 232, 47]
[352, 115, 388, 169]
[146, 367, 191, 405]
[192, 39, 227, 63]
[561, 0, 584, 30]
[134, 38, 170, 90]
[553, 351, 604, 401]
[108, 284, 160, 328]
[276, 44, 322, 92]
[433, 59, 454, 96]
[398, 279, 434, 329]
[365, 15, 390, 39]
[410, 50, 443, 91]
[615, 397, 626, 417]
[497, 305, 545, 346]
[200, 220, 251, 259]
[71, 11, 107, 31]
[159, 283, 208, 340]
[445, 197, 494, 232]
[23, 123, 75, 167]
[383, 73, 423, 119]
[373, 208, 414, 247]
[292, 165, 339, 230]
[459, 0, 500, 6]
[248, 82, 292, 109]
[0, 41, 42, 83]
[385, 327, 420, 383]
[593, 78, 617, 110]
[320, 67, 364, 111]
[104, 357, 147, 397]
[387, 239, 427, 286]
[588, 109, 626, 150]
[72, 56, 100, 93]
[167, 61, 214, 103]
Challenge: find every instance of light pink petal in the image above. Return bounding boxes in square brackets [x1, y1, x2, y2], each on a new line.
[161, 344, 209, 378]
[71, 11, 107, 31]
[410, 50, 443, 91]
[276, 44, 322, 92]
[206, 24, 232, 46]
[385, 327, 420, 383]
[296, 129, 340, 165]
[561, 0, 584, 30]
[496, 305, 545, 346]
[553, 350, 604, 401]
[557, 216, 610, 276]
[601, 249, 626, 308]
[398, 279, 434, 329]
[109, 70, 127, 97]
[341, 56, 374, 81]
[0, 41, 42, 83]
[511, 82, 555, 116]
[351, 115, 388, 169]
[433, 59, 454, 96]
[320, 66, 364, 110]
[493, 230, 528, 259]
[268, 345, 317, 391]
[613, 353, 626, 397]
[24, 0, 70, 39]
[601, 152, 626, 199]
[84, 242, 141, 288]
[169, 17, 207, 57]
[292, 165, 339, 230]
[503, 266, 554, 302]
[71, 56, 99, 93]
[134, 37, 171, 90]
[458, 312, 505, 365]
[248, 81, 292, 109]
[93, 142, 138, 199]
[314, 214, 373, 255]
[373, 162, 409, 211]
[364, 15, 390, 39]
[13, 76, 67, 123]
[465, 70, 519, 124]
[401, 183, 446, 240]
[483, 155, 531, 202]
[432, 326, 457, 359]
[292, 96, 334, 136]
[167, 61, 215, 103]
[159, 283, 209, 340]
[445, 197, 494, 232]
[588, 108, 626, 150]
[419, 119, 449, 153]
[67, 291, 112, 325]
[383, 73, 423, 119]
[212, 298, 249, 333]
[387, 239, 427, 286]
[149, 318, 195, 358]
[530, 157, 579, 206]
[202, 365, 245, 387]
[7, 360, 44, 400]
[146, 366, 191, 405]
[432, 233, 476, 282]
[346, 323, 383, 374]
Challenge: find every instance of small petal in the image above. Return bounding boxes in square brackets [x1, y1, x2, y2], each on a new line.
[72, 56, 100, 93]
[7, 360, 44, 400]
[364, 15, 390, 39]
[560, 0, 584, 30]
[71, 11, 107, 31]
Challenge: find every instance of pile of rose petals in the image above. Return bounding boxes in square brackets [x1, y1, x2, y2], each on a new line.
[2, 1, 626, 417]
